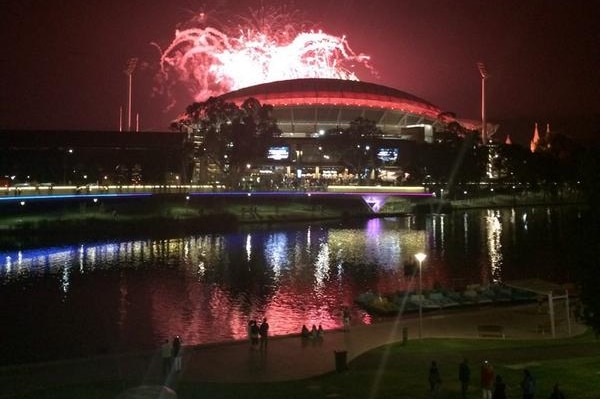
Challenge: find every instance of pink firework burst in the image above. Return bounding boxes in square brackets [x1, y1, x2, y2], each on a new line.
[156, 8, 373, 103]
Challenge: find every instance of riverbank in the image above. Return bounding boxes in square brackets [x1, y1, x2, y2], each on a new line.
[0, 191, 587, 251]
[1, 302, 594, 399]
[0, 195, 367, 250]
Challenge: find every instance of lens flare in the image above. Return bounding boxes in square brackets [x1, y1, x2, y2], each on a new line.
[155, 9, 373, 105]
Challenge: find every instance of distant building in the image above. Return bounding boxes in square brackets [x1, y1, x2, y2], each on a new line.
[0, 130, 186, 185]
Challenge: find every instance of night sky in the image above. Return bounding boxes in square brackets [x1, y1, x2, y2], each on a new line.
[2, 0, 598, 144]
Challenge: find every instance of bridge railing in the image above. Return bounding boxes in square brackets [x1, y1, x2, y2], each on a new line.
[1, 184, 431, 198]
[0, 184, 227, 197]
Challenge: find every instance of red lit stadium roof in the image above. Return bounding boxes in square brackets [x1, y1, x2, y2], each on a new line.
[219, 78, 442, 121]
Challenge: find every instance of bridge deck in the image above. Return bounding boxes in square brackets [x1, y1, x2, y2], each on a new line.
[1, 185, 433, 202]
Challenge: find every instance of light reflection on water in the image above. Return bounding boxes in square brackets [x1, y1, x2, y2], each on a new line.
[0, 207, 585, 365]
[486, 210, 503, 284]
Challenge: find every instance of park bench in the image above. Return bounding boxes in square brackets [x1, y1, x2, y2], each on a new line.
[477, 325, 505, 338]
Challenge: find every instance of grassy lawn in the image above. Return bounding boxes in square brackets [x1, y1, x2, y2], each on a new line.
[14, 333, 600, 399]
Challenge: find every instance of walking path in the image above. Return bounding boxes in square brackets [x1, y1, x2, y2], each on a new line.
[2, 303, 585, 397]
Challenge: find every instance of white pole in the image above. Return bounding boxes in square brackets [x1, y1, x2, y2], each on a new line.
[548, 292, 556, 338]
[136, 112, 139, 132]
[119, 106, 123, 132]
[481, 76, 486, 144]
[415, 252, 427, 340]
[565, 289, 571, 336]
[128, 73, 132, 131]
[477, 62, 489, 145]
[124, 58, 138, 132]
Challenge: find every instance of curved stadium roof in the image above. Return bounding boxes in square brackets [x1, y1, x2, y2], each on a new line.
[219, 78, 444, 136]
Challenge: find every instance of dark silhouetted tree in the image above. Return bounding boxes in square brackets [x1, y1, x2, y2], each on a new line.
[320, 117, 382, 181]
[175, 97, 281, 186]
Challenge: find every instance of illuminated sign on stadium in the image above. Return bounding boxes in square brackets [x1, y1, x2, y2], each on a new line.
[267, 146, 290, 160]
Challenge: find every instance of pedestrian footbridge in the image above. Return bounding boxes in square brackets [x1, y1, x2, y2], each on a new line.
[0, 184, 433, 213]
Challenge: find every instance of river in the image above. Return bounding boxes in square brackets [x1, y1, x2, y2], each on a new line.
[0, 206, 587, 365]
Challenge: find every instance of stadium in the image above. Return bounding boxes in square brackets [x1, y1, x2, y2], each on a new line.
[219, 78, 462, 141]
[210, 78, 480, 186]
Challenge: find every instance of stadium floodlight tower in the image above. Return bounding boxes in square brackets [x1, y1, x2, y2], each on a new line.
[124, 57, 138, 132]
[477, 62, 489, 145]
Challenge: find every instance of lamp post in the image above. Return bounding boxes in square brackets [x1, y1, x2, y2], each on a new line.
[415, 252, 427, 339]
[62, 148, 73, 185]
[295, 147, 303, 181]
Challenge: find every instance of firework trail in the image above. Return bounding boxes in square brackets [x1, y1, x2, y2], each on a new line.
[155, 7, 373, 105]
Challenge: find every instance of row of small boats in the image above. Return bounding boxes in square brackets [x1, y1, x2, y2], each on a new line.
[355, 284, 539, 316]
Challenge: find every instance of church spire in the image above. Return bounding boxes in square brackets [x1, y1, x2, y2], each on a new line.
[530, 122, 540, 152]
[505, 134, 512, 145]
[545, 123, 552, 149]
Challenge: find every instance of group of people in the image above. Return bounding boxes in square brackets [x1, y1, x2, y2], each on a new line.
[426, 358, 567, 398]
[301, 324, 324, 340]
[160, 335, 183, 375]
[477, 360, 545, 399]
[248, 318, 270, 350]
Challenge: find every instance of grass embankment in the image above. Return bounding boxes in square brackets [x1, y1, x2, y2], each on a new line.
[449, 192, 585, 210]
[0, 198, 367, 250]
[14, 332, 600, 399]
[0, 191, 586, 250]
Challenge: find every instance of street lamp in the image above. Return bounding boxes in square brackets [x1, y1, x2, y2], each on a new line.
[415, 252, 427, 339]
[62, 148, 73, 184]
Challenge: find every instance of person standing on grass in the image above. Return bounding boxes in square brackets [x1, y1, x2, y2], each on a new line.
[459, 358, 471, 398]
[428, 361, 442, 395]
[520, 369, 536, 399]
[548, 383, 565, 399]
[492, 375, 507, 399]
[481, 361, 495, 399]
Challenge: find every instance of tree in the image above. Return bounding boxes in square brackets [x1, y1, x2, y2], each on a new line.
[174, 97, 281, 187]
[436, 111, 469, 143]
[574, 143, 600, 335]
[320, 117, 382, 182]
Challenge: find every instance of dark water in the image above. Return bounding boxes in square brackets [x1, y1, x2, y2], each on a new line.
[0, 206, 586, 365]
